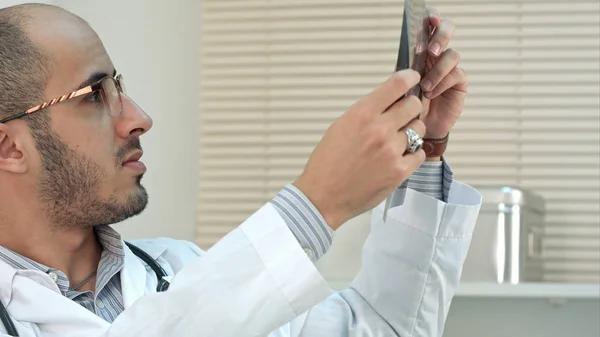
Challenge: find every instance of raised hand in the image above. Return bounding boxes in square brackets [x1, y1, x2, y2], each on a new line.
[420, 10, 468, 141]
[294, 70, 426, 230]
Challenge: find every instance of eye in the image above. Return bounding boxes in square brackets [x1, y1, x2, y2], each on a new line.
[85, 90, 104, 104]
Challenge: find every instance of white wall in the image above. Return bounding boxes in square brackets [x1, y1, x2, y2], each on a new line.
[0, 0, 46, 6]
[51, 0, 202, 241]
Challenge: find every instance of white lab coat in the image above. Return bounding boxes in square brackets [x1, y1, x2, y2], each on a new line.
[0, 181, 481, 337]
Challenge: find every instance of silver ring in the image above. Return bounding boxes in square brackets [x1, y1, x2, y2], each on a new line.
[404, 128, 423, 153]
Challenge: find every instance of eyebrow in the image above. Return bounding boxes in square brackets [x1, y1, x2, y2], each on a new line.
[76, 68, 117, 90]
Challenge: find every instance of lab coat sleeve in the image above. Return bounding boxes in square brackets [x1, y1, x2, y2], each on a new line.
[104, 203, 333, 337]
[284, 180, 482, 337]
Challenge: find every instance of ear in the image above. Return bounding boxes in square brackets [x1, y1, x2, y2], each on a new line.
[0, 124, 29, 174]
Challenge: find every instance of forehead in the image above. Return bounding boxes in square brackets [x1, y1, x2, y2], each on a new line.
[24, 7, 114, 96]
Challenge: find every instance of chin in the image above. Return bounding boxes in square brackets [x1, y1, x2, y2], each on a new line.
[107, 184, 149, 223]
[46, 184, 150, 229]
[128, 184, 149, 214]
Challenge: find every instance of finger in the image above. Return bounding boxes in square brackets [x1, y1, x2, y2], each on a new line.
[357, 70, 421, 115]
[398, 119, 426, 156]
[418, 10, 437, 49]
[421, 48, 461, 93]
[392, 119, 427, 180]
[402, 144, 426, 169]
[380, 95, 422, 130]
[424, 67, 468, 100]
[428, 18, 455, 57]
[427, 8, 441, 27]
[404, 118, 426, 138]
[395, 118, 426, 153]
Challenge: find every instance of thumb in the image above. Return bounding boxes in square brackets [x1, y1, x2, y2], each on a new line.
[356, 69, 421, 116]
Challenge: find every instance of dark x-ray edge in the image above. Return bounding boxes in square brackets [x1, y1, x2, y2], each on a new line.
[383, 0, 430, 222]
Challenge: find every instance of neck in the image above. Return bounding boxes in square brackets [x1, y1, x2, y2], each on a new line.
[0, 193, 102, 290]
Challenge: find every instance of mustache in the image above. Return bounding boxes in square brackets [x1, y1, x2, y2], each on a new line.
[115, 138, 143, 165]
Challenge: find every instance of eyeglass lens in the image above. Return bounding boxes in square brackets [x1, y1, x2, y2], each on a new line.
[101, 76, 125, 117]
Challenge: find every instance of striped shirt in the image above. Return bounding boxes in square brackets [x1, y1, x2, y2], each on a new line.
[0, 160, 451, 323]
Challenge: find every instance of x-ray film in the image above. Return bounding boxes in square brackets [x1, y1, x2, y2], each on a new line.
[383, 0, 431, 221]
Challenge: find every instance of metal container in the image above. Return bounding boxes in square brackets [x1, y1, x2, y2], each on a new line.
[461, 186, 546, 284]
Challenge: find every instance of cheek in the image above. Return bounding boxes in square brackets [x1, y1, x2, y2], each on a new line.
[52, 102, 114, 137]
[73, 131, 115, 165]
[52, 117, 118, 171]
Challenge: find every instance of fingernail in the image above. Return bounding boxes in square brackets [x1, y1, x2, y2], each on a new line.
[421, 80, 432, 92]
[429, 42, 441, 56]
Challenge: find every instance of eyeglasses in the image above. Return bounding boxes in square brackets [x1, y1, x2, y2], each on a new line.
[0, 74, 126, 124]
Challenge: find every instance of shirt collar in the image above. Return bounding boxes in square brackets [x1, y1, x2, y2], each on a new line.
[0, 245, 49, 272]
[0, 225, 125, 272]
[94, 225, 125, 258]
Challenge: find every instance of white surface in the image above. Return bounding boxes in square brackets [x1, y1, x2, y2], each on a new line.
[455, 282, 600, 299]
[54, 0, 201, 241]
[328, 281, 600, 299]
[444, 297, 600, 337]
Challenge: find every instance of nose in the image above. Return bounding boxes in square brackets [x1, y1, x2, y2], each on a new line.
[115, 94, 153, 138]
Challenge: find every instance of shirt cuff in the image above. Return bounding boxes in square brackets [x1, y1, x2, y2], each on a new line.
[269, 184, 335, 261]
[441, 157, 454, 202]
[401, 157, 454, 202]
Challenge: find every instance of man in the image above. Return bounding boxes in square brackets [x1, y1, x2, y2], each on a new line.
[0, 3, 481, 337]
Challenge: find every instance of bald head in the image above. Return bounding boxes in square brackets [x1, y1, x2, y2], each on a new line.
[0, 3, 104, 124]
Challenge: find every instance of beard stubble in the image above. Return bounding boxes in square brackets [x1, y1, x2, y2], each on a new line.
[31, 127, 149, 229]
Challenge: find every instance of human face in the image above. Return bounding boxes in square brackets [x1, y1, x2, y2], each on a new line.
[23, 12, 154, 228]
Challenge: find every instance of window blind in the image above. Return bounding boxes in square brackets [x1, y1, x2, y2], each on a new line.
[198, 0, 600, 283]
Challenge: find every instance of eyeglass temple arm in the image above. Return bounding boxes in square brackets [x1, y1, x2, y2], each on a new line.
[0, 112, 28, 124]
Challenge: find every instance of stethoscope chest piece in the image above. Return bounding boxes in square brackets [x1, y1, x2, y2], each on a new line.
[156, 278, 170, 292]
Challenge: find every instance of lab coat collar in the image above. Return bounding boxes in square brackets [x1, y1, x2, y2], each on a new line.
[121, 239, 168, 308]
[0, 260, 59, 306]
[0, 259, 110, 336]
[127, 239, 169, 260]
[0, 259, 18, 305]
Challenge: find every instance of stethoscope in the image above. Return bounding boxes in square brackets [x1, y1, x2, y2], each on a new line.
[0, 242, 170, 337]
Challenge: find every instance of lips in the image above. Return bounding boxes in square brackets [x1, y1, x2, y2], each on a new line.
[123, 150, 143, 165]
[122, 150, 146, 173]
